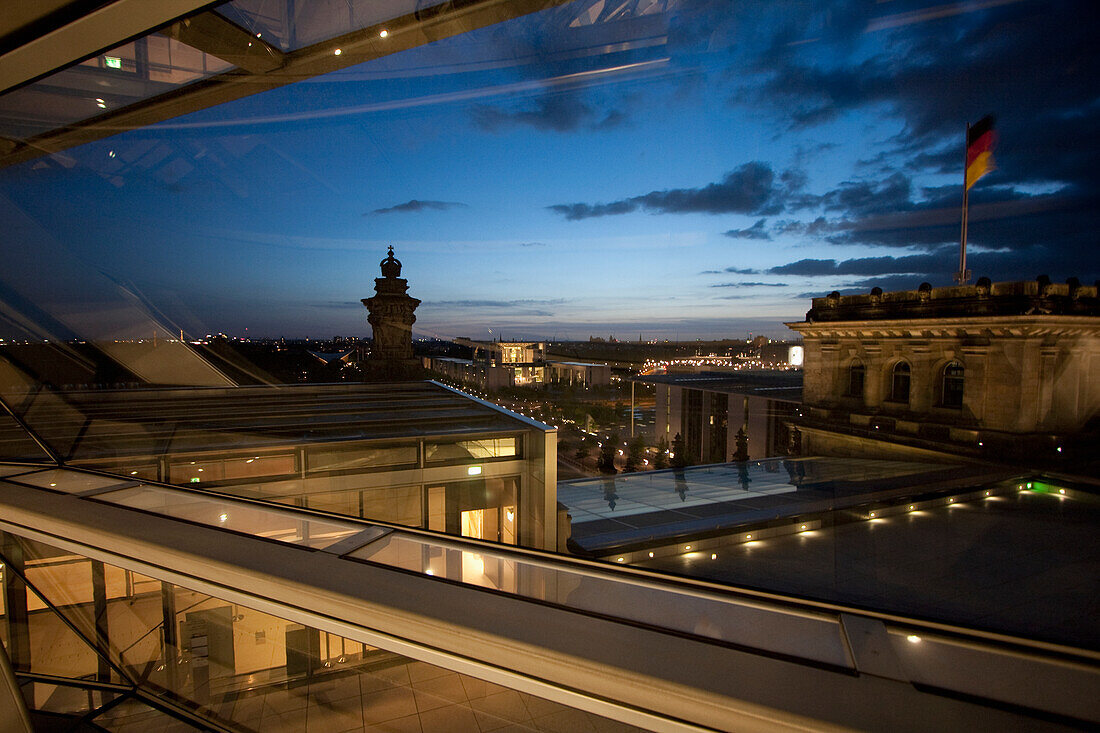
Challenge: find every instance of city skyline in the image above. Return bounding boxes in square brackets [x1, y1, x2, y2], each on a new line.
[1, 0, 1097, 341]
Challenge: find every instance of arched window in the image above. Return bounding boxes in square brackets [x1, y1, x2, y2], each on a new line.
[847, 362, 865, 398]
[890, 362, 911, 403]
[942, 361, 964, 408]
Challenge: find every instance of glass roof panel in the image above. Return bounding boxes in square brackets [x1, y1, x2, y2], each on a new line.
[0, 35, 232, 142]
[0, 412, 52, 463]
[96, 484, 365, 549]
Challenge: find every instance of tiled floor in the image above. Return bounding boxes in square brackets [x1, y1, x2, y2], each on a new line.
[218, 659, 647, 732]
[12, 569, 650, 732]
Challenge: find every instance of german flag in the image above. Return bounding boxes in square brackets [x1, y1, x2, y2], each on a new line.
[965, 115, 996, 190]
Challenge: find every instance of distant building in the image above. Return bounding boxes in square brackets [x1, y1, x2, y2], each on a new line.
[646, 371, 802, 463]
[444, 339, 611, 390]
[424, 355, 515, 391]
[454, 339, 546, 385]
[787, 277, 1100, 463]
[547, 361, 611, 388]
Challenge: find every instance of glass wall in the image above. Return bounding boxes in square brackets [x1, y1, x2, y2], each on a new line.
[0, 532, 645, 732]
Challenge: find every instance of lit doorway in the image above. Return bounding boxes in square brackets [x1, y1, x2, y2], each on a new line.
[426, 476, 518, 544]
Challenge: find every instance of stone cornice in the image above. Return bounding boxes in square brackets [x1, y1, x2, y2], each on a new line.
[787, 315, 1100, 340]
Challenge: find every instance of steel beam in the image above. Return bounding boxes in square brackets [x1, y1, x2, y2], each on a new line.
[0, 0, 572, 169]
[0, 0, 219, 95]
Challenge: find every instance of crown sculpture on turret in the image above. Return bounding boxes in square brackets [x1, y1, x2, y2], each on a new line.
[362, 246, 422, 380]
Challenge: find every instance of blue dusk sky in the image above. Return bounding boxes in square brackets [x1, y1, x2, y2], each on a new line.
[1, 0, 1097, 340]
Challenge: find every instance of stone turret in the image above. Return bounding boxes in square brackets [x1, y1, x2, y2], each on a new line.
[362, 246, 422, 380]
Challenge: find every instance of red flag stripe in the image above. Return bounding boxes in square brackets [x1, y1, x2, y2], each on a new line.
[966, 130, 996, 167]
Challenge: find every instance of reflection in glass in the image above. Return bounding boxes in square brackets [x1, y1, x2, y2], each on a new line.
[96, 486, 362, 549]
[425, 437, 518, 463]
[0, 36, 231, 141]
[351, 531, 849, 667]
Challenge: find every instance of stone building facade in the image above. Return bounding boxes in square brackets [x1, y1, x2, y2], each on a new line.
[786, 277, 1100, 464]
[362, 246, 422, 380]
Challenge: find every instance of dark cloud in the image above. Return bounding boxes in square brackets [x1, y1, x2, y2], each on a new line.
[593, 109, 628, 130]
[464, 13, 653, 135]
[723, 218, 771, 240]
[473, 94, 601, 133]
[827, 188, 1098, 253]
[773, 216, 834, 237]
[765, 176, 1097, 257]
[739, 0, 1100, 274]
[797, 274, 937, 298]
[711, 281, 788, 288]
[754, 2, 1100, 150]
[769, 251, 948, 277]
[702, 266, 763, 275]
[548, 200, 637, 221]
[815, 172, 912, 217]
[549, 162, 802, 220]
[370, 200, 468, 215]
[774, 243, 1100, 285]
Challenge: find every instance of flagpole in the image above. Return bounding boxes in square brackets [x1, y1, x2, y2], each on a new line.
[956, 122, 971, 284]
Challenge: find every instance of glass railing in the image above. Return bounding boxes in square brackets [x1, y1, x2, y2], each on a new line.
[3, 463, 1099, 729]
[349, 528, 850, 666]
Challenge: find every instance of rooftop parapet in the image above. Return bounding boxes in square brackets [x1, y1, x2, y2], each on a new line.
[803, 276, 1100, 322]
